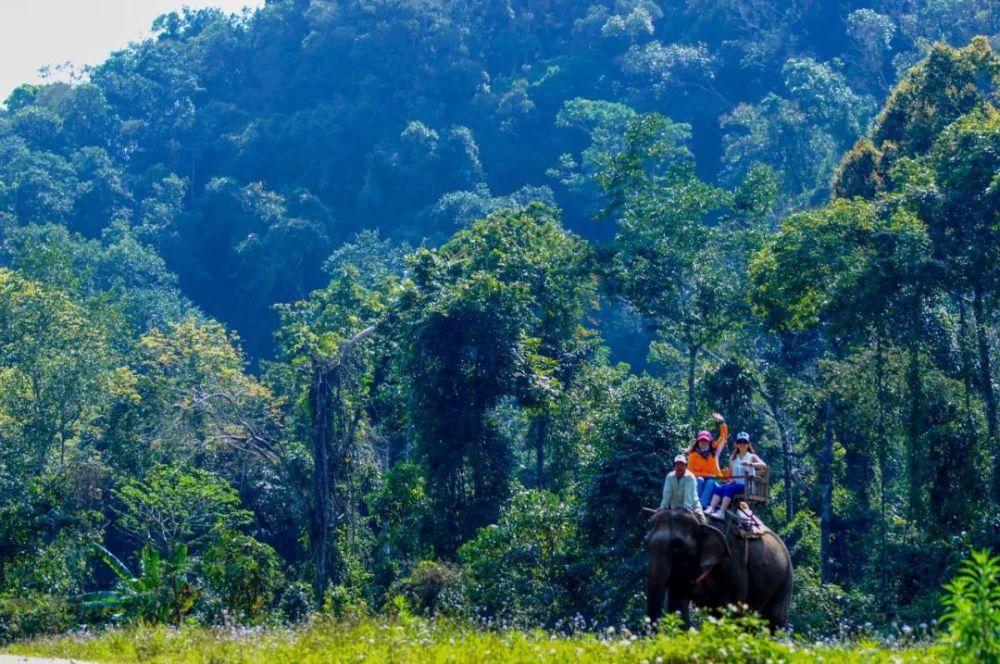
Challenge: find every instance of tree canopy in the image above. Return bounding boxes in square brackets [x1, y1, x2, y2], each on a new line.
[0, 1, 997, 641]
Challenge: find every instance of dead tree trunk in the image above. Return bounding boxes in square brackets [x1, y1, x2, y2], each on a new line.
[310, 360, 336, 597]
[309, 325, 377, 597]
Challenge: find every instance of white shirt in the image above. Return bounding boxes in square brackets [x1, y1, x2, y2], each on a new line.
[731, 451, 763, 478]
[659, 469, 703, 515]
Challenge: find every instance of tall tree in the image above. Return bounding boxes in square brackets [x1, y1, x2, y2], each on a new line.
[400, 204, 596, 555]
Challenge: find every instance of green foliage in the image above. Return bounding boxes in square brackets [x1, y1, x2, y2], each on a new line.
[874, 37, 998, 159]
[0, 0, 993, 361]
[790, 566, 878, 638]
[592, 111, 753, 415]
[199, 533, 285, 624]
[723, 58, 874, 208]
[387, 561, 466, 618]
[322, 567, 371, 620]
[3, 615, 947, 662]
[0, 1, 997, 642]
[0, 267, 128, 469]
[749, 198, 930, 334]
[779, 510, 821, 569]
[0, 594, 74, 644]
[85, 543, 199, 625]
[400, 204, 596, 554]
[582, 375, 685, 622]
[941, 549, 1000, 663]
[551, 98, 638, 191]
[87, 532, 283, 627]
[835, 37, 999, 198]
[112, 465, 252, 556]
[277, 582, 316, 624]
[2, 531, 94, 598]
[459, 489, 581, 627]
[369, 463, 432, 586]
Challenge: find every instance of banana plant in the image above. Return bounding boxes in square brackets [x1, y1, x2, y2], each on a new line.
[75, 543, 200, 624]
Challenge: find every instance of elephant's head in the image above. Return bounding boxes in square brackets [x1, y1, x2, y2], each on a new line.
[646, 509, 730, 584]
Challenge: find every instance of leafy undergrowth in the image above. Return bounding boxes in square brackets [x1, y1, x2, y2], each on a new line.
[4, 615, 946, 663]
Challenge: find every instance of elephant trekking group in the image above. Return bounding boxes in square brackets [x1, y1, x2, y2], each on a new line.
[656, 412, 768, 526]
[647, 411, 793, 630]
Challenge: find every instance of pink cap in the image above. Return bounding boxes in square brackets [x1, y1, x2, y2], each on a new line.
[696, 430, 712, 442]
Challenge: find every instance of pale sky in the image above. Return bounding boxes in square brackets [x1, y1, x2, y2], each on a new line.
[0, 0, 266, 101]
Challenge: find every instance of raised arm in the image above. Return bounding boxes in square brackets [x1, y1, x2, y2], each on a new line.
[711, 413, 728, 451]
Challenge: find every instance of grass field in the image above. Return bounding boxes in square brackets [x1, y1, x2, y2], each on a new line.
[3, 615, 948, 663]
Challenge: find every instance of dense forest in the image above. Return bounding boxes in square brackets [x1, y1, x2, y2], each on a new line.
[0, 0, 998, 644]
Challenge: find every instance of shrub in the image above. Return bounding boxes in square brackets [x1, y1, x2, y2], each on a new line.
[387, 560, 466, 617]
[1, 532, 93, 597]
[322, 555, 372, 619]
[459, 489, 582, 627]
[940, 549, 1000, 663]
[789, 566, 877, 638]
[278, 582, 315, 623]
[0, 594, 74, 643]
[199, 532, 285, 624]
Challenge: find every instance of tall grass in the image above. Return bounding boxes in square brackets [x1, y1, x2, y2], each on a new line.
[6, 613, 945, 663]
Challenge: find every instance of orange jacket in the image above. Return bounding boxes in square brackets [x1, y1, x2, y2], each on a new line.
[687, 422, 728, 478]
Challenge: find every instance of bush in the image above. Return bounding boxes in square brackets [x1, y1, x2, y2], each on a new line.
[278, 582, 316, 623]
[199, 532, 285, 624]
[941, 549, 1000, 663]
[322, 555, 372, 619]
[789, 566, 877, 638]
[85, 543, 201, 625]
[387, 561, 466, 617]
[0, 594, 75, 643]
[459, 489, 582, 627]
[1, 532, 94, 597]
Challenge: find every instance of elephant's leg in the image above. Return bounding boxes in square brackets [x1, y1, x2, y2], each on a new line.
[666, 587, 691, 629]
[747, 534, 793, 631]
[646, 567, 668, 625]
[760, 573, 792, 631]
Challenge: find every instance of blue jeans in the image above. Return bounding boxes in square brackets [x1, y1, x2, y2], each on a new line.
[696, 478, 718, 507]
[715, 481, 746, 499]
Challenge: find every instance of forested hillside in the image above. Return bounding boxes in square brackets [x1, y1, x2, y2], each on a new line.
[0, 0, 998, 647]
[3, 0, 997, 357]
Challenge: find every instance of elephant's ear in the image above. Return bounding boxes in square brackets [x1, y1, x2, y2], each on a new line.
[699, 524, 730, 570]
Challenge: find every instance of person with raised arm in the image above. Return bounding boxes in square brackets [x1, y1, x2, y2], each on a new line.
[687, 412, 729, 507]
[705, 431, 766, 519]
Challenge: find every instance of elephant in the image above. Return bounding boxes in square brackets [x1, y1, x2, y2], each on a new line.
[645, 509, 792, 630]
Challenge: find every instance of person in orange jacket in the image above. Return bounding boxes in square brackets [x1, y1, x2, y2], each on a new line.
[687, 412, 728, 507]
